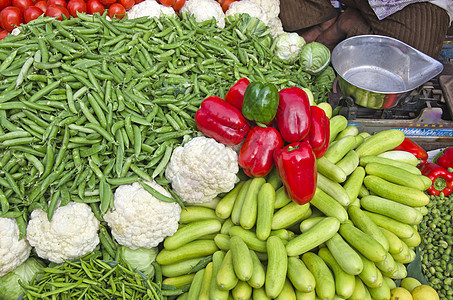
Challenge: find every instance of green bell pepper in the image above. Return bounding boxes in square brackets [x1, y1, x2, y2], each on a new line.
[241, 82, 280, 124]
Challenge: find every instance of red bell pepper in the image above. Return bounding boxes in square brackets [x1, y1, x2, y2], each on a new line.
[435, 147, 453, 170]
[393, 138, 428, 165]
[273, 140, 317, 205]
[419, 163, 453, 196]
[195, 95, 250, 145]
[224, 77, 250, 111]
[275, 87, 311, 143]
[308, 105, 330, 158]
[238, 126, 284, 178]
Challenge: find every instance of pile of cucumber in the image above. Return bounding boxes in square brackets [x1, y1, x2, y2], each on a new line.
[154, 120, 433, 300]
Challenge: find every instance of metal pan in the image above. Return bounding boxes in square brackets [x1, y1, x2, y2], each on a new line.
[331, 35, 444, 109]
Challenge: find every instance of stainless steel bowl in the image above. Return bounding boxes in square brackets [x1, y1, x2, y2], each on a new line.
[331, 35, 444, 109]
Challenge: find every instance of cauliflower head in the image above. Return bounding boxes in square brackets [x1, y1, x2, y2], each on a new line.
[249, 0, 280, 19]
[0, 218, 31, 277]
[180, 0, 225, 28]
[26, 202, 100, 264]
[127, 0, 176, 19]
[165, 136, 239, 204]
[275, 32, 306, 63]
[268, 17, 284, 39]
[104, 181, 181, 250]
[225, 0, 269, 26]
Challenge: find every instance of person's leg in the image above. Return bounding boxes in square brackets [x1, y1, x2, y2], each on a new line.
[365, 2, 450, 59]
[315, 6, 371, 50]
[279, 0, 340, 42]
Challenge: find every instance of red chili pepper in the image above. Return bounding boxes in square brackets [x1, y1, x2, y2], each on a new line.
[436, 147, 453, 170]
[275, 87, 311, 143]
[393, 138, 428, 165]
[195, 95, 250, 145]
[308, 105, 330, 158]
[238, 126, 284, 178]
[224, 77, 250, 111]
[273, 140, 317, 205]
[419, 163, 453, 196]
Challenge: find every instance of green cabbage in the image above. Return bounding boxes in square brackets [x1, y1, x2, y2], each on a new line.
[120, 246, 158, 279]
[274, 32, 306, 63]
[0, 258, 44, 300]
[299, 42, 331, 75]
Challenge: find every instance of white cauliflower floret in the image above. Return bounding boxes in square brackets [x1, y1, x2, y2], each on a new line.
[165, 136, 239, 204]
[0, 218, 31, 277]
[180, 0, 225, 28]
[249, 0, 280, 19]
[26, 202, 100, 264]
[268, 17, 284, 39]
[275, 31, 306, 62]
[226, 0, 269, 26]
[104, 181, 181, 250]
[127, 0, 176, 19]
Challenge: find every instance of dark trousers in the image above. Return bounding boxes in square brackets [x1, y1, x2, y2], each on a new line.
[279, 0, 450, 58]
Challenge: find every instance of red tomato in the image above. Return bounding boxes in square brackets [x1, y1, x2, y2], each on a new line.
[0, 29, 8, 39]
[12, 0, 34, 12]
[0, 0, 12, 10]
[221, 0, 235, 12]
[66, 0, 86, 17]
[0, 6, 23, 32]
[134, 0, 144, 3]
[24, 5, 42, 22]
[108, 2, 124, 18]
[46, 0, 65, 7]
[45, 4, 69, 20]
[118, 0, 132, 10]
[158, 0, 174, 7]
[34, 0, 46, 12]
[99, 0, 115, 6]
[86, 0, 104, 14]
[171, 0, 184, 10]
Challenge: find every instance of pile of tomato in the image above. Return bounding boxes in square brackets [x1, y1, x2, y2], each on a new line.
[0, 0, 186, 38]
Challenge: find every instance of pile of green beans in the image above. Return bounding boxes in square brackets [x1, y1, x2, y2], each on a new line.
[19, 252, 165, 299]
[419, 192, 453, 299]
[0, 12, 327, 230]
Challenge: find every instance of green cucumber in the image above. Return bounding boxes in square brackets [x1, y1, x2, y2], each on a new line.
[163, 219, 222, 250]
[359, 155, 421, 175]
[355, 129, 405, 157]
[339, 222, 387, 263]
[156, 240, 219, 265]
[317, 156, 347, 183]
[318, 247, 355, 299]
[302, 252, 335, 300]
[348, 205, 390, 252]
[216, 250, 238, 291]
[286, 216, 340, 257]
[230, 236, 253, 281]
[363, 211, 415, 239]
[265, 236, 288, 298]
[240, 177, 266, 230]
[335, 124, 359, 140]
[336, 149, 359, 176]
[329, 115, 348, 142]
[364, 175, 430, 207]
[364, 162, 426, 191]
[256, 182, 276, 240]
[326, 233, 363, 275]
[361, 195, 423, 225]
[317, 172, 350, 206]
[272, 201, 311, 230]
[310, 188, 348, 223]
[324, 135, 357, 164]
[287, 256, 316, 293]
[215, 181, 244, 220]
[343, 166, 366, 203]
